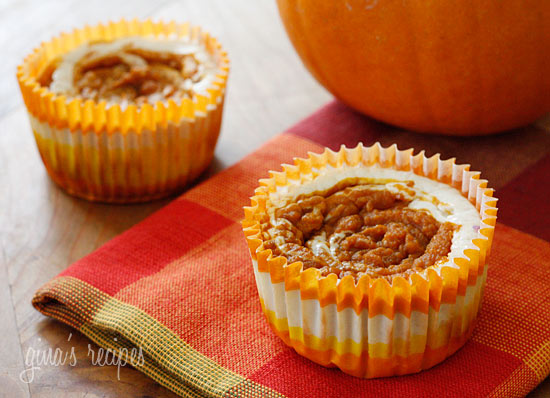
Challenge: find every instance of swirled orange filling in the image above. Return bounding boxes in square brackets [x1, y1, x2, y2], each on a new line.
[39, 39, 211, 105]
[261, 183, 457, 281]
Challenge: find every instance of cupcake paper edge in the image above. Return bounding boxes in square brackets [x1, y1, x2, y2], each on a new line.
[242, 142, 497, 378]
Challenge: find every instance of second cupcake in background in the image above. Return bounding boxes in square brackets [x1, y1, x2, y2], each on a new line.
[17, 19, 229, 203]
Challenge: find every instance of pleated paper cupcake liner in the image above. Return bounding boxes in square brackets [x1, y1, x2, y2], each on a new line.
[17, 19, 229, 203]
[242, 143, 498, 378]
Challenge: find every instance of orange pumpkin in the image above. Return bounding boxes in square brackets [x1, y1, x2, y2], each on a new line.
[277, 0, 550, 135]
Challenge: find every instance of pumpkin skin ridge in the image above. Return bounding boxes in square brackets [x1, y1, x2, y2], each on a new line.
[277, 0, 550, 135]
[277, 0, 340, 101]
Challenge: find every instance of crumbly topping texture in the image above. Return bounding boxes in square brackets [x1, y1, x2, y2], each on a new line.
[261, 183, 457, 281]
[39, 37, 219, 105]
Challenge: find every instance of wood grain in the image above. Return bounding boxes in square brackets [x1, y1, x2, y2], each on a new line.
[0, 0, 547, 397]
[0, 0, 329, 396]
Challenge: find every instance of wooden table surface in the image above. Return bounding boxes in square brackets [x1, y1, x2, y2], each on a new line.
[0, 1, 547, 397]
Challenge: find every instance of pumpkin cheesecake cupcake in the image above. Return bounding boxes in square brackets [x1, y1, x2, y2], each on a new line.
[243, 143, 497, 378]
[17, 19, 229, 203]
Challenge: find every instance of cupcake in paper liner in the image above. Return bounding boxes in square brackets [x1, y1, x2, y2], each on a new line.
[242, 143, 498, 378]
[17, 19, 229, 203]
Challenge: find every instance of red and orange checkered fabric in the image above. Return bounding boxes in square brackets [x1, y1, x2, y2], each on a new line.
[33, 101, 550, 397]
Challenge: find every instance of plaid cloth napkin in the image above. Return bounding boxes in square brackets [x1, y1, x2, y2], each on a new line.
[33, 101, 550, 397]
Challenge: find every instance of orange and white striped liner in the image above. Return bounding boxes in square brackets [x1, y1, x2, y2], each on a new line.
[17, 19, 229, 203]
[242, 143, 498, 378]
